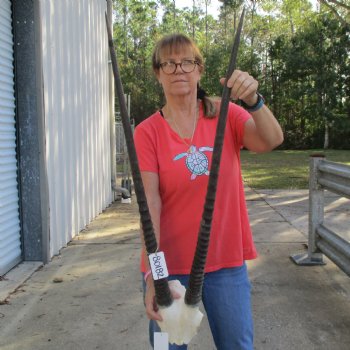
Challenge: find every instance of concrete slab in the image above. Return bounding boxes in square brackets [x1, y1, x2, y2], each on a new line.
[1, 190, 349, 350]
[0, 233, 150, 350]
[247, 201, 285, 223]
[252, 222, 307, 243]
[75, 201, 140, 244]
[0, 205, 214, 350]
[249, 244, 350, 350]
[254, 189, 350, 240]
[0, 262, 42, 303]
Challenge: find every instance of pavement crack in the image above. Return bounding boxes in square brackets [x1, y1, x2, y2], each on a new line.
[250, 187, 307, 237]
[250, 187, 289, 222]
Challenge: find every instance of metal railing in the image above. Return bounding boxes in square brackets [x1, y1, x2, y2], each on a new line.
[291, 155, 350, 277]
[114, 94, 133, 196]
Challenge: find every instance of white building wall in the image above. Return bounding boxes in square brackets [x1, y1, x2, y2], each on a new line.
[39, 0, 112, 256]
[0, 0, 21, 274]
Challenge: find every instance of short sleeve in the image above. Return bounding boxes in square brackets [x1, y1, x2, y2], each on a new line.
[228, 102, 251, 148]
[134, 121, 159, 173]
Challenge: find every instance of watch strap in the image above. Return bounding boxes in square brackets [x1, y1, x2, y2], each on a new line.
[240, 93, 265, 112]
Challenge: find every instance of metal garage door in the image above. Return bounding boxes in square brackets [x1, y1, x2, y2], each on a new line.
[0, 0, 21, 275]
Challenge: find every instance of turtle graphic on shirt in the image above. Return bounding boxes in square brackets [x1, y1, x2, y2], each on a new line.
[173, 145, 213, 180]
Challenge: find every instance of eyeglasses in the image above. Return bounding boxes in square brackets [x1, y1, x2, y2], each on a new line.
[159, 59, 199, 75]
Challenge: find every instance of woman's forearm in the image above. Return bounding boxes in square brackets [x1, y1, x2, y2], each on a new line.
[141, 194, 162, 270]
[140, 171, 162, 272]
[250, 105, 284, 151]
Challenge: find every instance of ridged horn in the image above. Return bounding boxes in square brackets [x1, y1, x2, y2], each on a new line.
[185, 8, 246, 306]
[105, 13, 172, 307]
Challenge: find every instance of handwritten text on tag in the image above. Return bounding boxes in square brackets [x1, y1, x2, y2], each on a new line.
[148, 251, 169, 281]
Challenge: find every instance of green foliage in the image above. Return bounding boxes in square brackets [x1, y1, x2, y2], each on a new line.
[268, 13, 350, 149]
[112, 0, 350, 149]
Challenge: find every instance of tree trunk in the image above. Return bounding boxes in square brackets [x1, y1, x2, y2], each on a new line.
[123, 5, 128, 62]
[324, 120, 329, 149]
[193, 0, 195, 39]
[205, 1, 208, 56]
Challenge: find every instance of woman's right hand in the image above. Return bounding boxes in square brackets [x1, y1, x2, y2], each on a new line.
[144, 278, 182, 321]
[145, 278, 163, 321]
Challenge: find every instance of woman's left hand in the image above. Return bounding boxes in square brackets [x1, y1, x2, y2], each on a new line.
[220, 70, 284, 153]
[220, 70, 258, 106]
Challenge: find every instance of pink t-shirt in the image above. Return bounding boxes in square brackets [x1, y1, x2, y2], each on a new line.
[134, 102, 257, 274]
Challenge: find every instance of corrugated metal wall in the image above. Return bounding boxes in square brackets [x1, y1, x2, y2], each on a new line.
[0, 0, 22, 274]
[39, 0, 112, 257]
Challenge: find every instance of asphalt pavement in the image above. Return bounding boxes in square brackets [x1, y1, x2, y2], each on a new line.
[0, 188, 349, 350]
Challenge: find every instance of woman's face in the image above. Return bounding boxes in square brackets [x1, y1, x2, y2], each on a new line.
[156, 46, 202, 99]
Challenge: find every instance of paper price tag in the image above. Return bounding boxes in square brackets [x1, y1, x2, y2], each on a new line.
[154, 332, 169, 350]
[148, 251, 169, 281]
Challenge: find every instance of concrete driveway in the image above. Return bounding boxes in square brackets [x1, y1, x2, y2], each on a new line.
[0, 189, 349, 349]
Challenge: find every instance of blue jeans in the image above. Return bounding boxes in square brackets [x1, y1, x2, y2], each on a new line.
[142, 264, 253, 350]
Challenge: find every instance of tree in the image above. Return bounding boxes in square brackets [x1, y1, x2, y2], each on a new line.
[111, 0, 350, 148]
[268, 13, 350, 148]
[318, 0, 350, 25]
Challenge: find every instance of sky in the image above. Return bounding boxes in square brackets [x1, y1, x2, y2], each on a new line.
[176, 0, 221, 18]
[176, 0, 319, 18]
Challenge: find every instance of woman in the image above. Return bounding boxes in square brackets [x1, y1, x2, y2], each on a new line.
[134, 34, 283, 350]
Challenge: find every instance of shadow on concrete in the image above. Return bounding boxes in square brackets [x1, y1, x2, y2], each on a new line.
[1, 193, 350, 349]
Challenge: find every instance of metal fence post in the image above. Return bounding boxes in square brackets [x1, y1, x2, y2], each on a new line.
[290, 155, 326, 265]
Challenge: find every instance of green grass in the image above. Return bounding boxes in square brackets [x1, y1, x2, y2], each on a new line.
[240, 150, 350, 189]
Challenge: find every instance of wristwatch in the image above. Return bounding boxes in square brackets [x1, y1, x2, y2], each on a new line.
[240, 93, 265, 113]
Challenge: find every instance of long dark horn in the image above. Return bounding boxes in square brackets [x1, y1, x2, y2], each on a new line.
[185, 9, 245, 306]
[105, 14, 172, 307]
